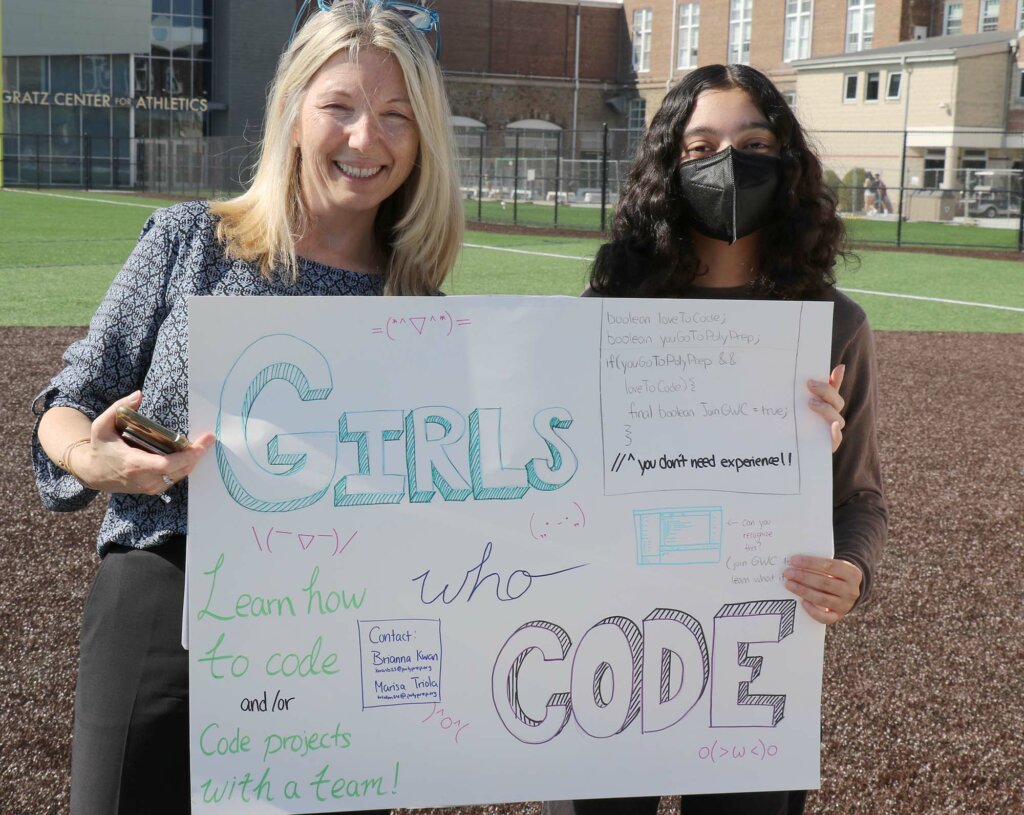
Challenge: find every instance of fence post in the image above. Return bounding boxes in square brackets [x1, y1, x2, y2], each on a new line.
[1017, 189, 1024, 253]
[513, 129, 520, 226]
[477, 129, 484, 222]
[84, 136, 92, 190]
[554, 129, 562, 228]
[895, 127, 908, 247]
[600, 123, 609, 233]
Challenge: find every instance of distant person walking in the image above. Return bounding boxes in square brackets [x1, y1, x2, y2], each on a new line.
[875, 172, 892, 214]
[863, 171, 878, 214]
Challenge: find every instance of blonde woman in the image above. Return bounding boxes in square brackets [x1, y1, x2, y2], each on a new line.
[32, 3, 460, 813]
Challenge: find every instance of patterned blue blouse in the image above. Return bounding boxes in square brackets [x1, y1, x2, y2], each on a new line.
[32, 200, 384, 556]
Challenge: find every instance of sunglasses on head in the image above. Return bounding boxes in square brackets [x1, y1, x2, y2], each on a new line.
[288, 0, 442, 60]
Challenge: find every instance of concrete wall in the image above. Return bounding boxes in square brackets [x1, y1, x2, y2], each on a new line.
[2, 0, 150, 57]
[789, 68, 907, 181]
[955, 51, 1011, 127]
[794, 52, 1020, 186]
[794, 57, 1014, 133]
[796, 65, 912, 132]
[209, 0, 294, 144]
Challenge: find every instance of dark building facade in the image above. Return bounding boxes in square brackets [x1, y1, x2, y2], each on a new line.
[1, 0, 294, 188]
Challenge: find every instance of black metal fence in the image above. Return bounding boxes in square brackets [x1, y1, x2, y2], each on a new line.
[453, 126, 1023, 252]
[453, 125, 638, 233]
[4, 127, 1022, 252]
[1, 133, 253, 199]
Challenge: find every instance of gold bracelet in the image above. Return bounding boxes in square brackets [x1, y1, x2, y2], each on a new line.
[57, 437, 92, 482]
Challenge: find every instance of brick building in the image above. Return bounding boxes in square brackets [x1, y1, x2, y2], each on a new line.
[619, 0, 1022, 209]
[433, 0, 632, 169]
[3, 0, 1021, 196]
[621, 0, 1023, 115]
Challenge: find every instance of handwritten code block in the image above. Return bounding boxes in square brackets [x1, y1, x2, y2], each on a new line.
[600, 301, 808, 496]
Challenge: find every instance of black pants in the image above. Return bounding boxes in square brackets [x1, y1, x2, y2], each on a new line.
[572, 792, 807, 815]
[70, 536, 389, 815]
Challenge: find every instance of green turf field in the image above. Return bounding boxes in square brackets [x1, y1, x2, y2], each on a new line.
[2, 187, 1022, 331]
[463, 199, 1023, 252]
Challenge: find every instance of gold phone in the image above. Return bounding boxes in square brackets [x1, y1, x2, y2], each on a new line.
[114, 406, 190, 455]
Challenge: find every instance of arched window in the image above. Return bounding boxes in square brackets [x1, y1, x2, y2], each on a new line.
[505, 119, 562, 152]
[451, 115, 486, 153]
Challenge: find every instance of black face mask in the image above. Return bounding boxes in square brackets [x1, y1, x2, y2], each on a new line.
[675, 147, 782, 244]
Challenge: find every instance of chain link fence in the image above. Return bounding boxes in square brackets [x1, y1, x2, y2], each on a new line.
[455, 125, 638, 233]
[2, 133, 253, 199]
[4, 127, 1022, 251]
[452, 126, 1023, 252]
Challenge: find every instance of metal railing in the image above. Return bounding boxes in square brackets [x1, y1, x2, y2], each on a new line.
[452, 126, 1023, 252]
[4, 127, 1022, 252]
[1, 133, 254, 199]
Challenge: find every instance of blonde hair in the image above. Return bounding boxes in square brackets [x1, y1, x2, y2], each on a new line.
[211, 1, 463, 295]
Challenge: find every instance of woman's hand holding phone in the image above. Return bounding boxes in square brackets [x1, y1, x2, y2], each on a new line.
[71, 391, 216, 497]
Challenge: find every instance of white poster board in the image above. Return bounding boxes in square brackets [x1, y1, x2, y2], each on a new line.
[188, 295, 834, 813]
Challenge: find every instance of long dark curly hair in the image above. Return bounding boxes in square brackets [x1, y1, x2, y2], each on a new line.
[591, 64, 848, 299]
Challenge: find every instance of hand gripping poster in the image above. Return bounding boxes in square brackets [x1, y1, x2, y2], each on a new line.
[187, 295, 834, 813]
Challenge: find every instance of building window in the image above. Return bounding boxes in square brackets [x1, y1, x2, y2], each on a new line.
[504, 120, 561, 152]
[2, 56, 18, 93]
[728, 0, 753, 65]
[962, 150, 987, 171]
[677, 3, 700, 69]
[451, 116, 485, 154]
[50, 56, 81, 95]
[924, 149, 945, 188]
[627, 97, 647, 154]
[1019, 0, 1024, 29]
[886, 71, 902, 99]
[979, 0, 1000, 30]
[864, 70, 880, 100]
[943, 2, 963, 34]
[82, 56, 112, 95]
[845, 0, 874, 52]
[962, 151, 987, 191]
[1019, 68, 1024, 99]
[864, 71, 880, 100]
[783, 90, 797, 106]
[134, 0, 213, 140]
[844, 74, 859, 101]
[628, 97, 647, 131]
[784, 0, 812, 62]
[632, 9, 653, 73]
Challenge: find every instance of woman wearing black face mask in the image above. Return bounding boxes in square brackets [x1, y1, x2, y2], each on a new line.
[543, 64, 888, 815]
